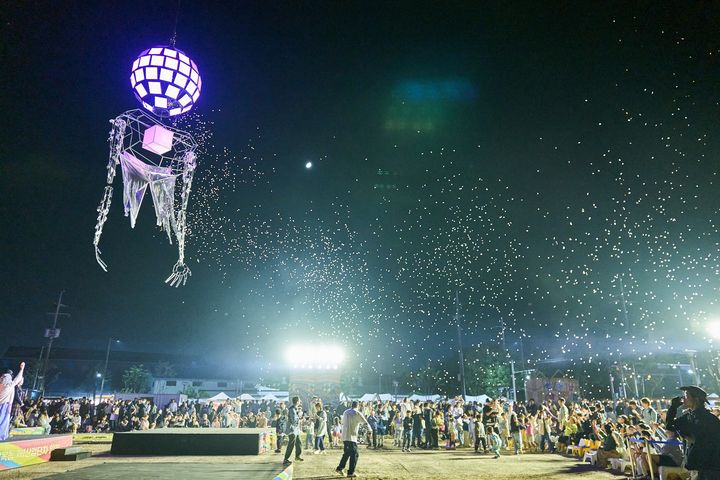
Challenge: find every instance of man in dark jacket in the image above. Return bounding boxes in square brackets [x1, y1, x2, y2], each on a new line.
[423, 402, 433, 448]
[283, 396, 304, 466]
[666, 386, 720, 480]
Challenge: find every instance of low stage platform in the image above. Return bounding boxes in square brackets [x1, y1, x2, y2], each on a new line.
[111, 428, 274, 456]
[40, 461, 290, 480]
[0, 434, 73, 470]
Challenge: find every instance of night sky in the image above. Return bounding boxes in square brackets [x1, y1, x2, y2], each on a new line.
[2, 2, 720, 383]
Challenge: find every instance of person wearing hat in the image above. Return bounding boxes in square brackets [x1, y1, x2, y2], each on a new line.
[666, 385, 720, 479]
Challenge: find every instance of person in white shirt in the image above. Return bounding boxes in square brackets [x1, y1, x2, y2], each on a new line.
[557, 397, 569, 427]
[335, 401, 370, 478]
[0, 362, 24, 441]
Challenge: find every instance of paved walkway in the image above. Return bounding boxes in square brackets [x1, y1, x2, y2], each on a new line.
[40, 462, 282, 480]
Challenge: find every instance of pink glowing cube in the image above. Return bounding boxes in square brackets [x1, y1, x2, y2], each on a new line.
[142, 124, 174, 155]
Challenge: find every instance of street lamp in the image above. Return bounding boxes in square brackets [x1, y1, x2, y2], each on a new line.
[98, 338, 120, 401]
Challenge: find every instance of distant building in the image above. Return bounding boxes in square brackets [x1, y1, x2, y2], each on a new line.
[151, 378, 289, 400]
[152, 377, 240, 396]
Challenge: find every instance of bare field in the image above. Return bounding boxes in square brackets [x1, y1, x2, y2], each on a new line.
[4, 443, 622, 479]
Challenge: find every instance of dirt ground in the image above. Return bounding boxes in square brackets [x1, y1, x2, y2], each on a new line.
[5, 443, 623, 479]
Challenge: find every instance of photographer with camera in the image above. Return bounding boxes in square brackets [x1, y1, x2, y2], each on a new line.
[666, 386, 720, 480]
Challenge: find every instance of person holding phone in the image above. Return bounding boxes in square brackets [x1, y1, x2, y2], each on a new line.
[666, 385, 720, 480]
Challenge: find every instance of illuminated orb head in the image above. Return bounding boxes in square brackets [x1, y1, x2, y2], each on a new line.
[130, 46, 201, 118]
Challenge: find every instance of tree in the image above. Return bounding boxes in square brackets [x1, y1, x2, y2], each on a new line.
[122, 364, 152, 393]
[181, 384, 208, 399]
[153, 361, 176, 378]
[409, 363, 445, 395]
[464, 350, 511, 397]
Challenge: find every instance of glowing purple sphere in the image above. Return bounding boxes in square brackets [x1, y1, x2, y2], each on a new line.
[130, 46, 201, 117]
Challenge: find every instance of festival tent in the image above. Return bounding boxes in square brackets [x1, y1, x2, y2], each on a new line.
[207, 392, 231, 402]
[255, 385, 279, 392]
[465, 395, 491, 404]
[261, 393, 279, 401]
[238, 393, 254, 401]
[408, 394, 442, 402]
[357, 393, 396, 402]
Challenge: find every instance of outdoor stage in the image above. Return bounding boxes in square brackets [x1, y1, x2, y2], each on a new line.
[0, 434, 73, 470]
[110, 428, 274, 456]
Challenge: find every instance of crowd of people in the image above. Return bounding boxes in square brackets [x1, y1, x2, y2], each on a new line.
[9, 396, 285, 434]
[270, 389, 720, 478]
[2, 358, 720, 479]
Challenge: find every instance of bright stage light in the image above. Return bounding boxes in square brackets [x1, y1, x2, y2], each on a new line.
[285, 344, 345, 369]
[707, 320, 720, 339]
[305, 161, 313, 169]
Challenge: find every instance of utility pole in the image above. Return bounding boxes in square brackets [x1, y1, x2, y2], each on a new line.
[510, 360, 517, 402]
[499, 318, 507, 356]
[619, 364, 628, 398]
[40, 291, 69, 396]
[632, 364, 640, 398]
[455, 291, 467, 400]
[618, 276, 630, 331]
[98, 337, 118, 402]
[31, 346, 45, 391]
[686, 350, 701, 386]
[640, 372, 646, 397]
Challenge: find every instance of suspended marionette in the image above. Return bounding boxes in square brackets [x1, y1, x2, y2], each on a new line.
[93, 44, 202, 286]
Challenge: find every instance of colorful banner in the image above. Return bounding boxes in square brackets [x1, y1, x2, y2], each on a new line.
[73, 433, 113, 443]
[258, 430, 274, 454]
[0, 435, 73, 470]
[273, 463, 293, 480]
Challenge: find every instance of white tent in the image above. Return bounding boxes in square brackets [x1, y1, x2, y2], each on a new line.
[465, 395, 491, 404]
[238, 393, 254, 401]
[261, 393, 279, 401]
[207, 392, 231, 402]
[408, 394, 442, 402]
[359, 393, 377, 402]
[255, 385, 278, 392]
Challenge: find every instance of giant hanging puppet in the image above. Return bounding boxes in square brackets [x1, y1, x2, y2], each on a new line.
[93, 46, 202, 287]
